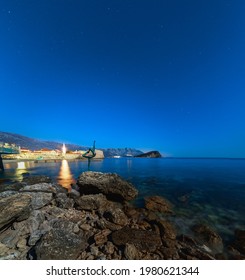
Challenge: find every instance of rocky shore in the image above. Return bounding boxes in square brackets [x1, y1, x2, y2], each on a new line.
[0, 172, 244, 260]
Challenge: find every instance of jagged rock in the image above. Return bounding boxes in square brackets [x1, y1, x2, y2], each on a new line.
[22, 175, 52, 185]
[103, 205, 128, 226]
[94, 229, 111, 246]
[96, 218, 123, 231]
[69, 189, 80, 198]
[55, 193, 74, 209]
[0, 227, 23, 248]
[24, 192, 53, 210]
[35, 220, 88, 260]
[75, 194, 108, 211]
[0, 191, 18, 199]
[0, 194, 31, 230]
[178, 243, 215, 260]
[144, 196, 173, 214]
[104, 241, 115, 255]
[20, 183, 57, 193]
[77, 172, 138, 201]
[52, 184, 68, 194]
[112, 227, 162, 252]
[192, 224, 223, 252]
[0, 182, 23, 193]
[124, 243, 140, 259]
[28, 230, 43, 246]
[153, 219, 177, 240]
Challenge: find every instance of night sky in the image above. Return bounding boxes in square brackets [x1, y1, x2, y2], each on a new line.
[1, 0, 245, 157]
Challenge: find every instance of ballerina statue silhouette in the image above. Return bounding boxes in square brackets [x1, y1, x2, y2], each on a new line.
[82, 140, 96, 170]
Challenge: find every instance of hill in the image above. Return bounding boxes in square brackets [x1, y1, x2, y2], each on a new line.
[0, 131, 142, 157]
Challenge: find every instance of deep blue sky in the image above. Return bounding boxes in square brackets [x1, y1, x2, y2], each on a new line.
[1, 0, 245, 157]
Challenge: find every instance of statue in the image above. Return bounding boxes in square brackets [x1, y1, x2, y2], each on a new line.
[82, 141, 96, 170]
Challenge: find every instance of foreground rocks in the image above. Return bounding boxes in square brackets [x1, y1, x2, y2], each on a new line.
[0, 173, 244, 260]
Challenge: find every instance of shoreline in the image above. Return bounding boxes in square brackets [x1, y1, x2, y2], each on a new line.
[0, 172, 244, 260]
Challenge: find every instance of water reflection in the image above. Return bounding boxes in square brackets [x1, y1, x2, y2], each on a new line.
[14, 161, 27, 181]
[57, 160, 75, 190]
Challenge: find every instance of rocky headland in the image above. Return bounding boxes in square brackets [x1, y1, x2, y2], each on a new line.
[0, 172, 244, 260]
[135, 151, 162, 158]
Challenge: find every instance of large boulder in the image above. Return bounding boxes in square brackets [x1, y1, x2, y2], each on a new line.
[0, 194, 31, 230]
[77, 172, 138, 201]
[35, 219, 88, 259]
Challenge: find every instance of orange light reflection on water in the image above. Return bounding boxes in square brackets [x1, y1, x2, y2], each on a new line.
[57, 160, 75, 191]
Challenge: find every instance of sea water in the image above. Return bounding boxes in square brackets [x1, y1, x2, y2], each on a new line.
[1, 157, 245, 242]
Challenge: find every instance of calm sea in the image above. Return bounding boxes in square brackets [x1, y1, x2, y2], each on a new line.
[1, 158, 245, 241]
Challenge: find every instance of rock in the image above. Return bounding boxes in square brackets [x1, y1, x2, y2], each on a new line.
[24, 192, 53, 210]
[0, 194, 31, 230]
[0, 227, 23, 248]
[135, 151, 162, 158]
[232, 229, 245, 255]
[22, 175, 52, 185]
[35, 220, 88, 260]
[104, 241, 115, 255]
[28, 230, 43, 246]
[0, 191, 18, 199]
[153, 219, 177, 240]
[52, 184, 68, 194]
[144, 196, 173, 214]
[0, 182, 24, 193]
[94, 229, 111, 246]
[55, 193, 74, 209]
[124, 243, 140, 259]
[192, 224, 223, 252]
[77, 172, 138, 201]
[69, 189, 80, 199]
[103, 205, 128, 226]
[20, 183, 57, 193]
[75, 194, 108, 211]
[112, 227, 162, 252]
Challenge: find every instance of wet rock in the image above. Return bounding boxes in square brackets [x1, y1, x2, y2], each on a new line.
[24, 192, 53, 210]
[75, 194, 108, 211]
[0, 194, 31, 230]
[153, 219, 177, 240]
[77, 172, 138, 201]
[22, 175, 52, 185]
[178, 244, 215, 260]
[144, 196, 173, 214]
[232, 229, 245, 255]
[35, 220, 88, 260]
[20, 183, 57, 193]
[112, 227, 162, 252]
[192, 224, 223, 252]
[55, 193, 74, 209]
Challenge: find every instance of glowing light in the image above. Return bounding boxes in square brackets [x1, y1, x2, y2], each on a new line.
[57, 159, 75, 191]
[17, 162, 26, 169]
[62, 143, 67, 155]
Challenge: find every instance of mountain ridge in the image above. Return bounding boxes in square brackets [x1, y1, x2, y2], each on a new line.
[0, 131, 142, 157]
